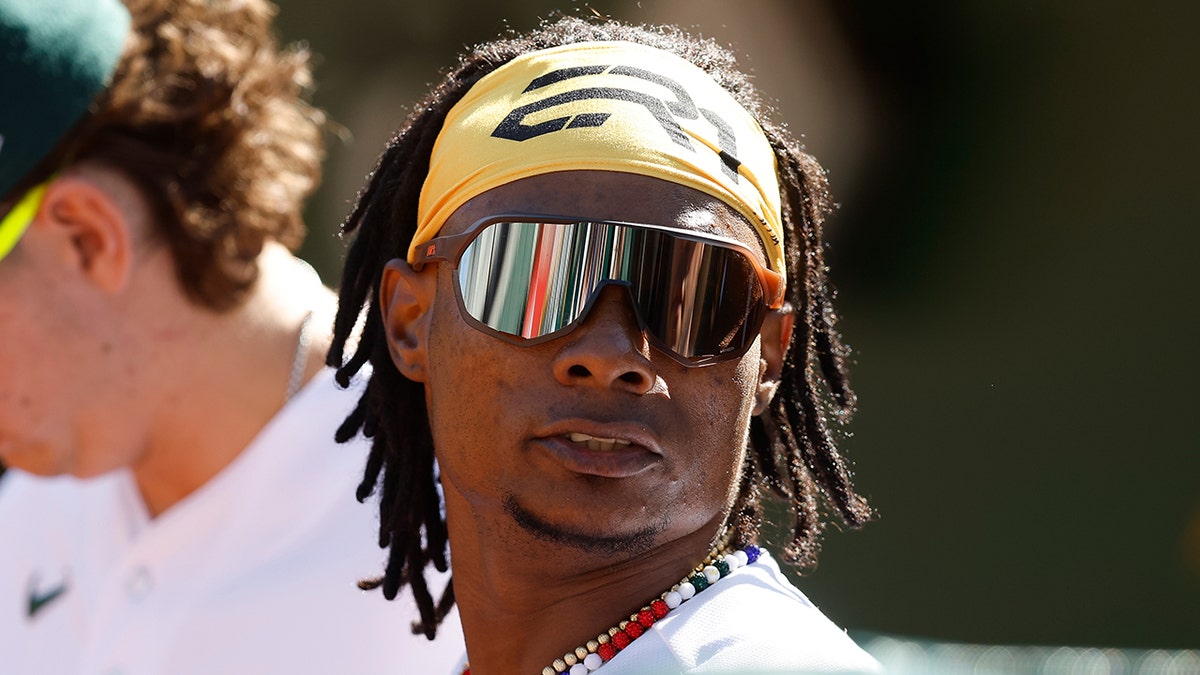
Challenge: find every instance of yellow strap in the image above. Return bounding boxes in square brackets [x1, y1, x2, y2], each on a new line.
[0, 181, 50, 262]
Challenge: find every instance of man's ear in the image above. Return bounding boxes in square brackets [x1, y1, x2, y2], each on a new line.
[35, 175, 133, 293]
[753, 305, 795, 416]
[380, 259, 437, 383]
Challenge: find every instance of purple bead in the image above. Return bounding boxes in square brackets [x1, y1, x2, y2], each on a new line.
[745, 545, 761, 564]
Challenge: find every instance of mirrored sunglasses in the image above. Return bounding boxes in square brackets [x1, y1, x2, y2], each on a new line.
[413, 216, 784, 367]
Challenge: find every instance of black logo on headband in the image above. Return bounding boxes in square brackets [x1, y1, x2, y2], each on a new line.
[491, 65, 742, 181]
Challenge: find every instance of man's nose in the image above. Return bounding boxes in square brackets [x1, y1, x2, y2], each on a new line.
[550, 285, 657, 394]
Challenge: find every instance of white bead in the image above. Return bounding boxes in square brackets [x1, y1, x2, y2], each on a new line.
[664, 590, 682, 609]
[703, 565, 720, 584]
[733, 550, 749, 566]
[678, 581, 696, 600]
[570, 664, 588, 675]
[723, 553, 741, 570]
[584, 653, 603, 671]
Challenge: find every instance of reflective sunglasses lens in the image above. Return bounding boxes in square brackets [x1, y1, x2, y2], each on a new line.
[454, 221, 763, 361]
[636, 240, 764, 360]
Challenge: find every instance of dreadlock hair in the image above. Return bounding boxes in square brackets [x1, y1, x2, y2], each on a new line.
[327, 15, 872, 639]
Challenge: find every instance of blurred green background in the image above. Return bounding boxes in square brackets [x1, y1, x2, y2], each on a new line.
[273, 0, 1199, 653]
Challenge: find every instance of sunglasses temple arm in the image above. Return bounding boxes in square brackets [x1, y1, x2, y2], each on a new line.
[410, 230, 479, 270]
[759, 267, 786, 309]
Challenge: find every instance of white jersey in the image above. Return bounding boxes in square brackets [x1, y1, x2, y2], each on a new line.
[604, 550, 879, 674]
[0, 368, 463, 675]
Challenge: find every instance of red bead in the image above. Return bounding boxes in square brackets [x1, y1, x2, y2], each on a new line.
[637, 608, 656, 628]
[598, 643, 617, 661]
[612, 631, 631, 649]
[650, 599, 669, 619]
[625, 621, 644, 639]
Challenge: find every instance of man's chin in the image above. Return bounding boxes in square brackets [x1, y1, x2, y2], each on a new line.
[0, 441, 68, 477]
[502, 493, 668, 556]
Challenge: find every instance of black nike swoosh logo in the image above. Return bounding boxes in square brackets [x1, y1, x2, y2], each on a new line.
[27, 582, 68, 618]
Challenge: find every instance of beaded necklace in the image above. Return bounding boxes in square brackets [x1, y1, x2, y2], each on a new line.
[461, 543, 762, 675]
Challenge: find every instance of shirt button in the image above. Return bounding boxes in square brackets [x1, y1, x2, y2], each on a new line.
[126, 565, 154, 601]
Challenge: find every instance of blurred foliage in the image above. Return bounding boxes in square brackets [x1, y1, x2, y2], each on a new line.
[811, 1, 1200, 650]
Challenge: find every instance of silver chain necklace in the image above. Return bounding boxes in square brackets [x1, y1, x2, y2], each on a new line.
[284, 310, 313, 402]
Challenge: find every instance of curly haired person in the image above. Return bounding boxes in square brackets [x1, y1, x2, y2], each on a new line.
[0, 1, 461, 672]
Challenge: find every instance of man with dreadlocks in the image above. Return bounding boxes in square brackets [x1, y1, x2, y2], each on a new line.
[0, 0, 463, 673]
[331, 15, 879, 675]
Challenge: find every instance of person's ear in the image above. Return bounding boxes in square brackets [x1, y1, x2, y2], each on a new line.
[34, 175, 133, 293]
[380, 259, 437, 383]
[753, 305, 795, 416]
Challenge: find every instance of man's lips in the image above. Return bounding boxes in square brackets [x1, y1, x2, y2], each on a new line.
[533, 421, 663, 478]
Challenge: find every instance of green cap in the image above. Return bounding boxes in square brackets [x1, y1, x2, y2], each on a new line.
[0, 0, 131, 201]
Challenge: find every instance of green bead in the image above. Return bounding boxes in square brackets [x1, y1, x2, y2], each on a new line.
[715, 559, 730, 577]
[690, 573, 709, 591]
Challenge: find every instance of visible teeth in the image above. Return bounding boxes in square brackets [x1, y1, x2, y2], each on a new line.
[568, 432, 631, 452]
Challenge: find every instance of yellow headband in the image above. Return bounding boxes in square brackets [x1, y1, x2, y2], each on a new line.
[412, 41, 785, 283]
[0, 181, 50, 262]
